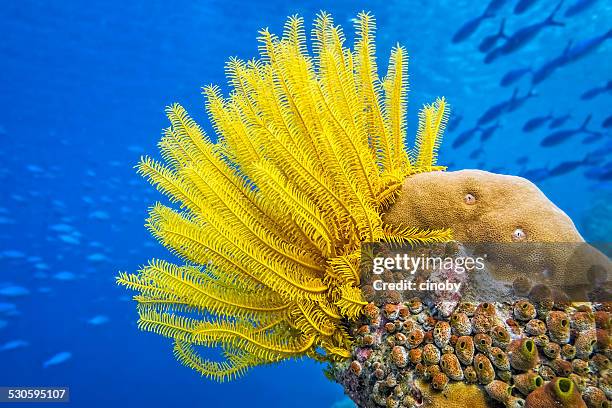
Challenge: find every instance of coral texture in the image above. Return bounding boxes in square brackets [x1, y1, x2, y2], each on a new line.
[329, 244, 611, 408]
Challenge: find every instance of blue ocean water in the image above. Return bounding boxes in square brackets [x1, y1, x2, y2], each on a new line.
[0, 0, 610, 407]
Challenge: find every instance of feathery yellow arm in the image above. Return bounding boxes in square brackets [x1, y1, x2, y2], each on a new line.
[384, 45, 411, 173]
[118, 12, 453, 382]
[355, 12, 393, 172]
[138, 260, 290, 319]
[192, 320, 317, 360]
[413, 97, 449, 170]
[173, 340, 258, 382]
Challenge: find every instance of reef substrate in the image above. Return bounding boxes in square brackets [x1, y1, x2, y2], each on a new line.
[330, 247, 611, 407]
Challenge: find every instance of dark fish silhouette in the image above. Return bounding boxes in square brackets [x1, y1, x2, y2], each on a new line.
[549, 113, 572, 128]
[500, 66, 532, 87]
[476, 88, 534, 126]
[603, 115, 612, 128]
[584, 143, 611, 163]
[531, 41, 573, 84]
[522, 113, 553, 132]
[549, 160, 585, 177]
[479, 19, 507, 52]
[584, 161, 612, 181]
[452, 9, 495, 43]
[531, 32, 610, 85]
[564, 0, 597, 17]
[480, 121, 501, 141]
[447, 113, 464, 133]
[452, 0, 507, 43]
[540, 114, 593, 146]
[452, 126, 481, 148]
[592, 168, 612, 181]
[582, 132, 604, 144]
[580, 80, 612, 100]
[516, 156, 530, 165]
[514, 0, 538, 14]
[521, 167, 550, 182]
[478, 97, 512, 125]
[485, 1, 564, 63]
[469, 148, 484, 159]
[484, 47, 504, 64]
[563, 29, 612, 64]
[487, 0, 509, 14]
[508, 88, 537, 112]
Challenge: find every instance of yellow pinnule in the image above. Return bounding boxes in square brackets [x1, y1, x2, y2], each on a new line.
[117, 12, 452, 382]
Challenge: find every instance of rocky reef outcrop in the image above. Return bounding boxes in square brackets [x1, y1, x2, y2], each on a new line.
[329, 242, 611, 408]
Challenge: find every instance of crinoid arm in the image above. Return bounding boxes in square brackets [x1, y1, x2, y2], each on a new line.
[117, 12, 452, 382]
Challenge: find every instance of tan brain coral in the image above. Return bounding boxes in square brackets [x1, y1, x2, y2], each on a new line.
[384, 169, 582, 242]
[384, 169, 611, 290]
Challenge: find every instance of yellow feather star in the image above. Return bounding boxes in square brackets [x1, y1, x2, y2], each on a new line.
[117, 12, 453, 382]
